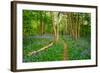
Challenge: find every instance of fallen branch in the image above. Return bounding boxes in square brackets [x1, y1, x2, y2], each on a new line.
[28, 41, 54, 56]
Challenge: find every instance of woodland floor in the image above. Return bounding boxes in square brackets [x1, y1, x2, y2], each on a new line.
[23, 35, 91, 62]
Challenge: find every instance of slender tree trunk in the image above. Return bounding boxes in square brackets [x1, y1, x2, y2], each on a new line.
[71, 13, 75, 39]
[67, 13, 70, 35]
[75, 13, 78, 40]
[65, 15, 68, 35]
[52, 12, 57, 41]
[40, 12, 44, 35]
[77, 13, 80, 39]
[52, 12, 59, 42]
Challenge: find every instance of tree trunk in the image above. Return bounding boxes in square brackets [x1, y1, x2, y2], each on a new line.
[40, 12, 44, 35]
[52, 12, 59, 42]
[77, 13, 80, 39]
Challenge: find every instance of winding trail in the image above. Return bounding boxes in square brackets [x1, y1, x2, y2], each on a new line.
[63, 42, 68, 60]
[61, 39, 68, 60]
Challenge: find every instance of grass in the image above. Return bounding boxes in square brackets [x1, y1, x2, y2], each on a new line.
[23, 35, 91, 62]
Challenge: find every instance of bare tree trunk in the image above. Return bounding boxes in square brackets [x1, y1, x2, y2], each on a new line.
[50, 12, 57, 41]
[69, 13, 73, 37]
[75, 13, 78, 40]
[77, 13, 80, 39]
[67, 13, 71, 35]
[52, 12, 59, 42]
[71, 13, 75, 39]
[40, 12, 44, 35]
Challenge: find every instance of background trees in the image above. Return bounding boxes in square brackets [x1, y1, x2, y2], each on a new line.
[23, 10, 91, 39]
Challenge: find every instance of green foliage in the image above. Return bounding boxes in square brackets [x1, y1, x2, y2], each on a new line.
[23, 36, 90, 62]
[23, 10, 91, 62]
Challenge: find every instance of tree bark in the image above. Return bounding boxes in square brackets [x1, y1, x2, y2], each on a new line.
[40, 11, 45, 35]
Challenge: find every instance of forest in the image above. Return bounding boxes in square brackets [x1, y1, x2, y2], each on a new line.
[23, 10, 91, 62]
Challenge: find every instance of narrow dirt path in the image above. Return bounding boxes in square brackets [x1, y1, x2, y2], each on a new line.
[63, 42, 68, 60]
[53, 38, 68, 60]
